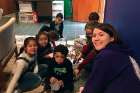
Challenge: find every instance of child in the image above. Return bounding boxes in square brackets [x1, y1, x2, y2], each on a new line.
[36, 31, 53, 65]
[50, 13, 64, 38]
[6, 37, 39, 93]
[88, 12, 99, 24]
[75, 22, 97, 75]
[46, 45, 74, 93]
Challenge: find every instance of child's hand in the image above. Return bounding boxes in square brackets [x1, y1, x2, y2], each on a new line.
[58, 80, 64, 87]
[50, 77, 58, 84]
[44, 53, 53, 58]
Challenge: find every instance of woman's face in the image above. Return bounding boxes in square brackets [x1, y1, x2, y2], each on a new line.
[38, 34, 49, 47]
[92, 28, 114, 51]
[25, 40, 37, 56]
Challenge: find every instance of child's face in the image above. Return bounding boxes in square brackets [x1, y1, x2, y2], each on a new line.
[85, 28, 93, 38]
[25, 40, 37, 56]
[55, 17, 62, 24]
[38, 34, 49, 47]
[54, 52, 65, 64]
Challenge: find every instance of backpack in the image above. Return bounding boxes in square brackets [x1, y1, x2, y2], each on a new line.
[17, 57, 36, 73]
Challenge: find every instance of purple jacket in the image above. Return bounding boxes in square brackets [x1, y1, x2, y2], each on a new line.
[83, 43, 140, 93]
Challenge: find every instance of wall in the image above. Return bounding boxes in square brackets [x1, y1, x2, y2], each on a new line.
[72, 0, 105, 22]
[64, 0, 72, 18]
[104, 0, 140, 61]
[0, 0, 16, 15]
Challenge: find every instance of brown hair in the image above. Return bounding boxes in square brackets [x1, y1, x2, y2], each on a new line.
[95, 23, 122, 44]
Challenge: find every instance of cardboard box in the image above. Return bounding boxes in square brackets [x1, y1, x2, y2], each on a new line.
[19, 3, 33, 12]
[19, 12, 34, 23]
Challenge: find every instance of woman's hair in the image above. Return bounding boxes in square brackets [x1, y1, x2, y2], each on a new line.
[95, 23, 123, 44]
[54, 44, 69, 57]
[18, 37, 36, 56]
[88, 12, 99, 22]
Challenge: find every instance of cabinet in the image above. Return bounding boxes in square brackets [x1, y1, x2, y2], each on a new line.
[52, 1, 64, 20]
[0, 0, 16, 15]
[19, 0, 52, 22]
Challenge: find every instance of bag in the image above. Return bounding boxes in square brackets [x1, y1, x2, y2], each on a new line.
[129, 56, 140, 80]
[50, 82, 61, 91]
[17, 57, 36, 73]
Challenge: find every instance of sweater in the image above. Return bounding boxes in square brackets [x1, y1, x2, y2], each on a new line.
[83, 43, 140, 93]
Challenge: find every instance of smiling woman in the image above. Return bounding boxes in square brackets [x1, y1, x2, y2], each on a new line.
[82, 23, 140, 93]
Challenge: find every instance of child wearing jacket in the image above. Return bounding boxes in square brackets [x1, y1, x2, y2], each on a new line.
[46, 45, 74, 93]
[6, 37, 38, 93]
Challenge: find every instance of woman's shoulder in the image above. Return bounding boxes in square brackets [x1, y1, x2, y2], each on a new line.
[98, 44, 125, 57]
[97, 48, 117, 58]
[95, 44, 129, 67]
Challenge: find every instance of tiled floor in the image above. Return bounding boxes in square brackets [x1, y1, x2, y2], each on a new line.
[14, 20, 86, 40]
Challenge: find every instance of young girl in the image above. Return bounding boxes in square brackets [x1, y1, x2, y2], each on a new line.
[74, 22, 97, 75]
[36, 31, 53, 65]
[6, 37, 38, 93]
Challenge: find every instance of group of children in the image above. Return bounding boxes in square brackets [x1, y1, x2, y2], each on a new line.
[6, 31, 74, 93]
[6, 12, 101, 93]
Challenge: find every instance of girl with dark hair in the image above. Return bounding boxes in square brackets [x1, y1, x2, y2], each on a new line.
[81, 23, 140, 93]
[88, 12, 99, 24]
[6, 37, 38, 93]
[75, 22, 97, 75]
[36, 31, 53, 65]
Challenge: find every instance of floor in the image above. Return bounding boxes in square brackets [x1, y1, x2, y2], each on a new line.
[14, 20, 86, 40]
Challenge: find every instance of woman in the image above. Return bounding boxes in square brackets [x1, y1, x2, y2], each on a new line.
[82, 23, 140, 93]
